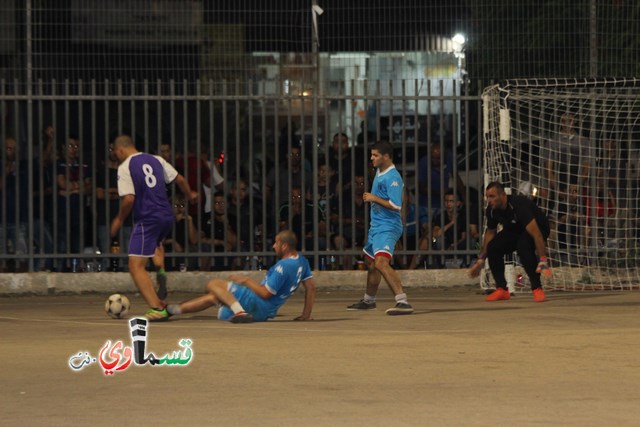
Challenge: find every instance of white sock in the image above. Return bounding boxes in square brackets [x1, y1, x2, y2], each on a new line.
[364, 294, 376, 303]
[395, 293, 408, 304]
[167, 304, 182, 315]
[230, 301, 245, 314]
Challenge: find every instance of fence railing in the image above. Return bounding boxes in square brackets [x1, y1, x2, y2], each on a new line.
[0, 79, 483, 272]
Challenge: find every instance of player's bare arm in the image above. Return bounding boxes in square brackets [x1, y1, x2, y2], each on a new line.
[363, 192, 400, 211]
[294, 277, 316, 321]
[468, 228, 496, 278]
[173, 173, 199, 203]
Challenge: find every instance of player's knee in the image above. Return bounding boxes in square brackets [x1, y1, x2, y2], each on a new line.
[205, 293, 218, 306]
[373, 255, 390, 271]
[128, 257, 144, 272]
[205, 278, 227, 294]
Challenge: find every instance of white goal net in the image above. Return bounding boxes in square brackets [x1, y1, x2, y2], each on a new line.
[482, 78, 640, 291]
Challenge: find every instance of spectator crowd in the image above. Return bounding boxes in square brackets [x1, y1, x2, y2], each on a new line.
[3, 113, 636, 273]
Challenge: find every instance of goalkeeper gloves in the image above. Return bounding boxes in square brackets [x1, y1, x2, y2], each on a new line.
[536, 256, 552, 278]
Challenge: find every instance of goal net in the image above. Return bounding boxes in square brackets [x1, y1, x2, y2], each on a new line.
[482, 78, 640, 292]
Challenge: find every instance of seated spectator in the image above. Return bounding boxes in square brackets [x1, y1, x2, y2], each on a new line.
[394, 186, 419, 268]
[338, 173, 367, 250]
[163, 194, 201, 270]
[175, 139, 214, 223]
[279, 186, 327, 267]
[266, 143, 311, 209]
[96, 141, 132, 271]
[410, 189, 467, 269]
[158, 141, 180, 164]
[307, 160, 350, 269]
[32, 127, 56, 271]
[416, 142, 465, 230]
[56, 135, 92, 271]
[466, 189, 481, 247]
[0, 136, 29, 272]
[199, 191, 237, 271]
[227, 177, 266, 269]
[200, 143, 225, 216]
[306, 160, 338, 234]
[329, 132, 355, 194]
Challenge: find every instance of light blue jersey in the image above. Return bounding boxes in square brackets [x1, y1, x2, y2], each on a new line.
[370, 165, 403, 234]
[363, 164, 404, 259]
[219, 254, 313, 321]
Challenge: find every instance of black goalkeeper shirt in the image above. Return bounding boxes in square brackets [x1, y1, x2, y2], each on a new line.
[485, 195, 550, 237]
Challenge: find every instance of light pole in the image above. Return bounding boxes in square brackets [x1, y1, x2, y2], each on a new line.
[452, 33, 467, 149]
[452, 33, 467, 83]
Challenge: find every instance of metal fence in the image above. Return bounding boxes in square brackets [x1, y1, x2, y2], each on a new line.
[3, 2, 639, 86]
[0, 78, 483, 272]
[2, 2, 639, 275]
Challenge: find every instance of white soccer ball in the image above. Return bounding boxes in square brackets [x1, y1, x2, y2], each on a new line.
[105, 294, 131, 319]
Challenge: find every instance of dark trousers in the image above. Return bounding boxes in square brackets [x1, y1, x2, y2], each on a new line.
[487, 229, 543, 290]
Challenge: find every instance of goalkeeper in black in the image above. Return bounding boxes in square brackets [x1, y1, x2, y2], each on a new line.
[468, 181, 551, 302]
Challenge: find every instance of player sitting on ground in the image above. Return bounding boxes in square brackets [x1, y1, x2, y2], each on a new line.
[166, 230, 316, 323]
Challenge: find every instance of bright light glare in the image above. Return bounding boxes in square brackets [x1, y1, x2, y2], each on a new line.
[452, 33, 466, 45]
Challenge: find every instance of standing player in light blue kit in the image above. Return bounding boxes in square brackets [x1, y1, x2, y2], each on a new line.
[110, 134, 198, 321]
[347, 140, 414, 315]
[166, 230, 316, 323]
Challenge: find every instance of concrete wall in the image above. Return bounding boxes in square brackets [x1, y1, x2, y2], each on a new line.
[0, 269, 478, 296]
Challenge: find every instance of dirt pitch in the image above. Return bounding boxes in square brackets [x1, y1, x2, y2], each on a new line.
[2, 287, 640, 426]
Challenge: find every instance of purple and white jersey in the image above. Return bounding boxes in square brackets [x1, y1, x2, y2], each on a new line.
[117, 153, 177, 224]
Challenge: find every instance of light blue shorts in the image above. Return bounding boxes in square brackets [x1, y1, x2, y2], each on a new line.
[217, 282, 272, 322]
[363, 227, 402, 260]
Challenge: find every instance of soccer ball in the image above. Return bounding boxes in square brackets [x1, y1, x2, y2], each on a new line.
[105, 294, 131, 319]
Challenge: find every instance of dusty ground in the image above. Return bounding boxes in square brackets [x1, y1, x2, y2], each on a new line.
[2, 287, 640, 426]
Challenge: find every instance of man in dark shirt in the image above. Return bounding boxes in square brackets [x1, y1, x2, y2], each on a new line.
[56, 135, 92, 269]
[329, 132, 354, 194]
[1, 136, 29, 271]
[468, 181, 551, 302]
[96, 141, 132, 271]
[279, 186, 327, 268]
[200, 191, 237, 271]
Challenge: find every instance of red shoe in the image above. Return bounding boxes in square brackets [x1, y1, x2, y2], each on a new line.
[485, 288, 511, 301]
[533, 288, 546, 302]
[230, 311, 254, 324]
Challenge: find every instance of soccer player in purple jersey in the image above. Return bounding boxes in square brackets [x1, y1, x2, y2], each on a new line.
[110, 135, 198, 321]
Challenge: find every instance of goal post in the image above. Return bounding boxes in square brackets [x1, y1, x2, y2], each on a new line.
[481, 78, 640, 292]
